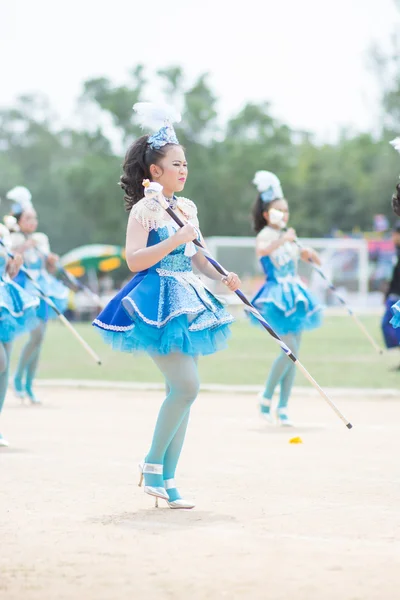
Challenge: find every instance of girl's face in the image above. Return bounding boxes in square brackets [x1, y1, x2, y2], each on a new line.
[263, 198, 289, 229]
[150, 145, 188, 197]
[18, 208, 38, 234]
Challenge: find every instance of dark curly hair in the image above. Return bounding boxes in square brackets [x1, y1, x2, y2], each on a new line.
[392, 182, 400, 217]
[7, 208, 27, 227]
[252, 195, 281, 233]
[120, 136, 181, 211]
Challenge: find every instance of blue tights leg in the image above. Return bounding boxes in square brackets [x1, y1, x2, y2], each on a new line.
[163, 411, 190, 501]
[261, 333, 301, 418]
[262, 334, 297, 400]
[277, 333, 302, 411]
[144, 353, 200, 488]
[0, 342, 12, 437]
[14, 322, 46, 401]
[162, 356, 198, 501]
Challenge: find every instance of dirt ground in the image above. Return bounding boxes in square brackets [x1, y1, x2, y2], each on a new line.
[1, 386, 400, 600]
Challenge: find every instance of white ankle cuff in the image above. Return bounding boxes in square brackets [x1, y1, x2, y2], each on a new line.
[164, 478, 176, 490]
[259, 398, 272, 408]
[143, 463, 163, 475]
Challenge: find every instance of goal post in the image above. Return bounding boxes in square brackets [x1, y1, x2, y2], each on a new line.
[204, 236, 371, 310]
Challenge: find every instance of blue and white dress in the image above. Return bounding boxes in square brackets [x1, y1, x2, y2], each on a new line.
[250, 226, 322, 335]
[93, 196, 233, 356]
[10, 232, 68, 321]
[0, 233, 39, 343]
[390, 299, 400, 330]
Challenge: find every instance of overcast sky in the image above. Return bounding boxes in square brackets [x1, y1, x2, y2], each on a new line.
[1, 0, 399, 139]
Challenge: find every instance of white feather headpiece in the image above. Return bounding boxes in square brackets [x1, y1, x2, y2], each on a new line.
[133, 103, 181, 130]
[252, 171, 284, 203]
[390, 138, 400, 154]
[6, 186, 33, 214]
[6, 186, 32, 206]
[133, 102, 181, 149]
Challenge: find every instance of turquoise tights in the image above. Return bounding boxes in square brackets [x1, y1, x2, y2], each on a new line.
[262, 333, 302, 410]
[144, 353, 199, 500]
[0, 342, 12, 437]
[14, 321, 46, 399]
[0, 342, 11, 415]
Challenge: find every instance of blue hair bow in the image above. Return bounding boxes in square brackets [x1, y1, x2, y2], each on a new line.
[260, 187, 275, 204]
[148, 124, 179, 150]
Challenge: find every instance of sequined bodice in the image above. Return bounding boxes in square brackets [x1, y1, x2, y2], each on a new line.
[145, 225, 193, 274]
[260, 254, 297, 282]
[259, 234, 299, 285]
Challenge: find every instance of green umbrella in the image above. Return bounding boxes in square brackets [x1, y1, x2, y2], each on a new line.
[60, 244, 125, 277]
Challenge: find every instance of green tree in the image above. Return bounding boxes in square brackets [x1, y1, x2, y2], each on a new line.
[79, 65, 146, 142]
[2, 61, 400, 258]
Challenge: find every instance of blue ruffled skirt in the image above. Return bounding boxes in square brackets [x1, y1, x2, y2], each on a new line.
[390, 299, 400, 332]
[382, 296, 400, 348]
[249, 277, 322, 335]
[0, 277, 39, 343]
[93, 269, 233, 356]
[14, 270, 68, 322]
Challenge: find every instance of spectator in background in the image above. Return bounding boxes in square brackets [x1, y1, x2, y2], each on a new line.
[64, 289, 77, 322]
[381, 220, 400, 359]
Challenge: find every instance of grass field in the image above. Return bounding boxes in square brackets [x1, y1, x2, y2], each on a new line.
[10, 315, 400, 388]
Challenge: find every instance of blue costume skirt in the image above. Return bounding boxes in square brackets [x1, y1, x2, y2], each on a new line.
[249, 278, 322, 336]
[0, 277, 39, 343]
[14, 270, 68, 322]
[93, 269, 234, 356]
[389, 298, 400, 334]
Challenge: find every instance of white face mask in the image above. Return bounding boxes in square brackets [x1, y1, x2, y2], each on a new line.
[268, 207, 286, 229]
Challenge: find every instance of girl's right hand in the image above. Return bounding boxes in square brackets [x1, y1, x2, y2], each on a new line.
[175, 223, 198, 245]
[282, 227, 297, 243]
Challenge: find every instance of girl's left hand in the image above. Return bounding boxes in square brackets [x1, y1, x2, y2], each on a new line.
[222, 272, 241, 291]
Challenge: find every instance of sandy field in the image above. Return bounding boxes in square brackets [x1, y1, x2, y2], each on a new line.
[1, 386, 400, 600]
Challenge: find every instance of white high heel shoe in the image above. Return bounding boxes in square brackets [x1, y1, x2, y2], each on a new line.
[0, 434, 9, 447]
[164, 479, 195, 510]
[276, 408, 294, 427]
[138, 462, 169, 504]
[258, 393, 274, 424]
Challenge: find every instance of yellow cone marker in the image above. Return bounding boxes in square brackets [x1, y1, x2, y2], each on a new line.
[289, 436, 303, 444]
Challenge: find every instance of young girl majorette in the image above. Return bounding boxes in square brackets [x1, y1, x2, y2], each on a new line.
[5, 186, 69, 404]
[0, 223, 39, 446]
[250, 171, 323, 426]
[93, 103, 240, 509]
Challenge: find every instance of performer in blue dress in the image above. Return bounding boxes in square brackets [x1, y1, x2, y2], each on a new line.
[93, 103, 241, 509]
[250, 171, 323, 426]
[0, 223, 39, 446]
[390, 177, 400, 331]
[5, 186, 69, 404]
[381, 221, 400, 353]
